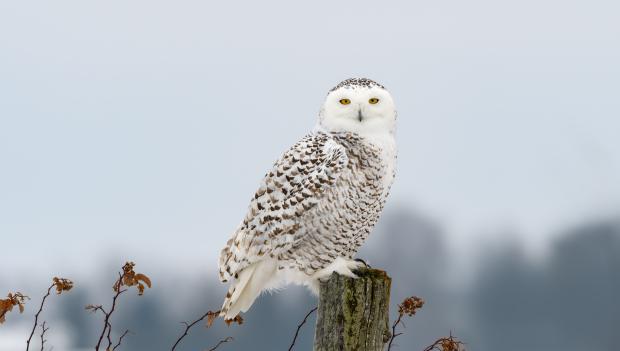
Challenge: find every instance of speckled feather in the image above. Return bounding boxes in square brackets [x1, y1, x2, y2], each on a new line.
[219, 131, 389, 282]
[329, 78, 385, 92]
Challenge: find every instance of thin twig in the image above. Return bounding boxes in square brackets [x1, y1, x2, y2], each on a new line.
[26, 283, 54, 351]
[423, 339, 443, 351]
[206, 336, 233, 351]
[387, 296, 424, 351]
[170, 310, 220, 351]
[422, 332, 465, 351]
[39, 321, 49, 351]
[287, 306, 317, 351]
[86, 305, 107, 315]
[112, 329, 131, 351]
[95, 272, 127, 351]
[105, 321, 113, 350]
[387, 313, 404, 350]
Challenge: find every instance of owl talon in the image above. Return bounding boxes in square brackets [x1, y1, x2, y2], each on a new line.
[354, 258, 371, 268]
[344, 259, 367, 276]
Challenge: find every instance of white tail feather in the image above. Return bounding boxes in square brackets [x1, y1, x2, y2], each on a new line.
[220, 260, 276, 320]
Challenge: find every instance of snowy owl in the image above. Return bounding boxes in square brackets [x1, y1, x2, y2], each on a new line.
[218, 78, 397, 320]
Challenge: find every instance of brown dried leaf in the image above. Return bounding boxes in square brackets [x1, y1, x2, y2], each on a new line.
[134, 273, 151, 288]
[423, 333, 465, 351]
[113, 262, 151, 295]
[398, 296, 424, 317]
[206, 311, 219, 328]
[53, 277, 74, 294]
[0, 292, 28, 325]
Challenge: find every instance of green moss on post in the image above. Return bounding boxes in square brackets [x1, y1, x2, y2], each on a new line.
[313, 268, 392, 351]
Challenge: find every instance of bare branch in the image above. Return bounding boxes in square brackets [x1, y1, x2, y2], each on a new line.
[206, 336, 233, 351]
[422, 332, 465, 351]
[106, 320, 114, 350]
[26, 284, 53, 351]
[39, 321, 49, 351]
[85, 305, 107, 315]
[288, 306, 317, 351]
[112, 329, 131, 351]
[387, 313, 404, 351]
[26, 278, 73, 351]
[89, 262, 150, 351]
[94, 272, 127, 351]
[170, 310, 220, 351]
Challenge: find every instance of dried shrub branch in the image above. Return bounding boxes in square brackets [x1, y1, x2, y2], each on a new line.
[87, 262, 151, 351]
[0, 292, 28, 324]
[287, 306, 317, 351]
[26, 278, 73, 351]
[387, 295, 465, 351]
[206, 336, 233, 351]
[106, 319, 115, 350]
[422, 332, 465, 351]
[171, 309, 219, 351]
[112, 329, 131, 351]
[387, 296, 425, 351]
[39, 321, 49, 351]
[170, 308, 241, 351]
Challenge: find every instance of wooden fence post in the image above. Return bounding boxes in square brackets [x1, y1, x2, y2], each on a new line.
[313, 268, 392, 351]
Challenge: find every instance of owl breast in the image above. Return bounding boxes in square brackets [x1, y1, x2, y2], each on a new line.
[278, 132, 395, 275]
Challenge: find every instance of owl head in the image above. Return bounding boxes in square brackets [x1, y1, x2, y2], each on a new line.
[318, 78, 396, 135]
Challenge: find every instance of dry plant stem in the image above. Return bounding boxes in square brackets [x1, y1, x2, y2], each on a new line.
[26, 283, 54, 351]
[207, 336, 233, 351]
[423, 339, 443, 351]
[95, 272, 127, 351]
[387, 314, 404, 351]
[105, 321, 113, 350]
[112, 329, 130, 351]
[422, 333, 465, 351]
[39, 321, 49, 351]
[170, 310, 220, 351]
[387, 296, 425, 351]
[287, 306, 317, 351]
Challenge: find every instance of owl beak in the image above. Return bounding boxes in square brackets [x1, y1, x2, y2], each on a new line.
[358, 109, 363, 122]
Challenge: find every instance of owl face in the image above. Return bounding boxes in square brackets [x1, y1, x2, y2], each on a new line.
[319, 78, 396, 135]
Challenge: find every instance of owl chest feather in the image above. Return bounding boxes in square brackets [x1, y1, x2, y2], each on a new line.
[288, 132, 395, 270]
[319, 133, 394, 228]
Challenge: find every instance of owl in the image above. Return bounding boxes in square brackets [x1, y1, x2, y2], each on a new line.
[218, 78, 397, 320]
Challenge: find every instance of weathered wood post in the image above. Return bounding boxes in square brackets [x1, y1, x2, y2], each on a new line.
[313, 268, 392, 351]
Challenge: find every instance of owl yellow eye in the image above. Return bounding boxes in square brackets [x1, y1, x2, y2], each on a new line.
[339, 98, 351, 105]
[369, 98, 380, 104]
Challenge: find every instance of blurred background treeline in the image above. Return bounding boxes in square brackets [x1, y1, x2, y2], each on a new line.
[1, 206, 618, 350]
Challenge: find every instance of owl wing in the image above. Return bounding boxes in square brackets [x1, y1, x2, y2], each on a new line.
[218, 133, 348, 282]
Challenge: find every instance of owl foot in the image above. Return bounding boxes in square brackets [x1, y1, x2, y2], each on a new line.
[343, 259, 368, 278]
[314, 257, 367, 281]
[354, 258, 371, 268]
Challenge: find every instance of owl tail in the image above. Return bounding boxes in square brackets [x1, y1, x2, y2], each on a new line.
[220, 260, 276, 321]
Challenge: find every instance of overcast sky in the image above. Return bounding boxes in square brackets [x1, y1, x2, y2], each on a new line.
[1, 0, 619, 281]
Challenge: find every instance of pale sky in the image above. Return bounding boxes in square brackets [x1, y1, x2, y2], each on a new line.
[1, 0, 619, 282]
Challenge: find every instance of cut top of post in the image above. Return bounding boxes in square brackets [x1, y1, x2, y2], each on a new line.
[314, 268, 392, 351]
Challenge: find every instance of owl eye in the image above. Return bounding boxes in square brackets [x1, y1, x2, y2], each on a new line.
[339, 99, 351, 105]
[369, 98, 380, 104]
